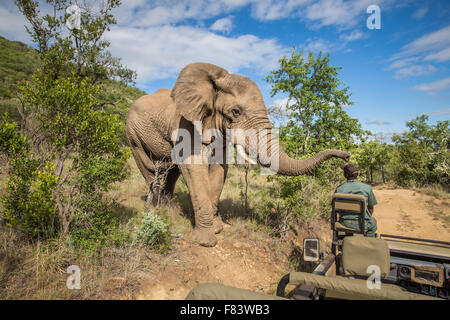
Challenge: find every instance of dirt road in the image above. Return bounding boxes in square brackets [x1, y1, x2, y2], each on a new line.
[373, 186, 449, 242]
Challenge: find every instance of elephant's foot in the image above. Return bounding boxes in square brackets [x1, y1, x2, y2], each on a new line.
[193, 227, 217, 247]
[213, 215, 223, 234]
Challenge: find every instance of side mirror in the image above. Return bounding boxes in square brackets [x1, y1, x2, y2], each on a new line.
[303, 238, 320, 262]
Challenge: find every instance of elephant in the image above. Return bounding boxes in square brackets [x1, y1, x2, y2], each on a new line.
[126, 62, 350, 247]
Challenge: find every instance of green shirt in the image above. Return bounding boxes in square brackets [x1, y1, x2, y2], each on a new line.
[335, 179, 377, 221]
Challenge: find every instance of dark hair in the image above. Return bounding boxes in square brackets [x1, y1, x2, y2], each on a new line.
[341, 164, 359, 180]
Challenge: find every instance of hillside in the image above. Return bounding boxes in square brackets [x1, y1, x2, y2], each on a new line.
[0, 35, 147, 124]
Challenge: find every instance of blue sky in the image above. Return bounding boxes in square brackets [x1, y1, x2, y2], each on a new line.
[0, 0, 449, 140]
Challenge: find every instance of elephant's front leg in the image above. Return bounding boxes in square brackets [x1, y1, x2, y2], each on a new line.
[208, 163, 228, 234]
[179, 163, 217, 247]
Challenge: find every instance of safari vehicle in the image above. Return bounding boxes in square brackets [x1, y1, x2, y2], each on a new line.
[186, 193, 450, 300]
[276, 193, 450, 300]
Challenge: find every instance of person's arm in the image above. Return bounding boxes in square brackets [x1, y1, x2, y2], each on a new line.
[368, 205, 376, 222]
[368, 188, 377, 222]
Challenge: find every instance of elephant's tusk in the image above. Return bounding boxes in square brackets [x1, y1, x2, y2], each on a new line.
[236, 145, 257, 165]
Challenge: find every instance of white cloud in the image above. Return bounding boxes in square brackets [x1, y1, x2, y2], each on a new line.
[397, 25, 450, 57]
[0, 6, 30, 43]
[303, 38, 335, 53]
[113, 0, 246, 26]
[366, 120, 392, 125]
[210, 16, 234, 33]
[304, 0, 383, 29]
[424, 108, 450, 116]
[105, 25, 289, 85]
[0, 1, 59, 43]
[250, 0, 302, 21]
[413, 77, 450, 95]
[388, 57, 419, 70]
[112, 0, 389, 31]
[302, 34, 359, 54]
[340, 30, 364, 41]
[412, 6, 428, 20]
[393, 64, 437, 79]
[424, 47, 450, 63]
[388, 25, 450, 80]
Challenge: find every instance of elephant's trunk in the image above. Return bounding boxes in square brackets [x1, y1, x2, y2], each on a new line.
[243, 127, 350, 176]
[277, 148, 349, 175]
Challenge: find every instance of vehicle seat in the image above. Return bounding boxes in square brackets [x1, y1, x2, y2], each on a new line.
[332, 193, 366, 235]
[331, 193, 367, 256]
[341, 234, 391, 279]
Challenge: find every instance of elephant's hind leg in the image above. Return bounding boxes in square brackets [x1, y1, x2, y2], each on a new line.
[131, 147, 155, 186]
[128, 136, 158, 209]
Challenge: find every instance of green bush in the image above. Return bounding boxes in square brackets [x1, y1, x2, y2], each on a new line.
[253, 174, 336, 238]
[2, 160, 59, 239]
[136, 210, 172, 253]
[0, 113, 28, 161]
[391, 116, 449, 188]
[1, 114, 59, 239]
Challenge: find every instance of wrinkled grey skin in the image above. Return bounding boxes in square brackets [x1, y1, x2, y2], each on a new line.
[126, 63, 350, 247]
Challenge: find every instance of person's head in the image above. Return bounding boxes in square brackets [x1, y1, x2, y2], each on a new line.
[341, 163, 359, 180]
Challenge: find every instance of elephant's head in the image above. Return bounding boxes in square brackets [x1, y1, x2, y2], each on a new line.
[171, 62, 350, 175]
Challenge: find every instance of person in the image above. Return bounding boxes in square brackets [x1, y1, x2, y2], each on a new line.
[335, 163, 378, 237]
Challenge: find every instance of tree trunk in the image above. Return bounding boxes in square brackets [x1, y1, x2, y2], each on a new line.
[371, 166, 374, 183]
[54, 144, 74, 177]
[145, 189, 153, 213]
[244, 164, 249, 210]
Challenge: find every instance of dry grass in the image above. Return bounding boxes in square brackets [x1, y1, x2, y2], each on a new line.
[411, 184, 449, 228]
[0, 225, 169, 299]
[416, 184, 450, 200]
[220, 165, 273, 220]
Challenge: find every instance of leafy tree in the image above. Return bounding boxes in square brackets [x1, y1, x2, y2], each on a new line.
[262, 48, 365, 223]
[391, 115, 449, 187]
[1, 113, 58, 239]
[1, 0, 133, 245]
[265, 48, 363, 156]
[0, 113, 29, 171]
[16, 0, 134, 84]
[354, 138, 392, 183]
[19, 73, 130, 236]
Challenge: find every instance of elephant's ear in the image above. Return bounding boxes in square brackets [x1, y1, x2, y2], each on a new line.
[171, 63, 229, 123]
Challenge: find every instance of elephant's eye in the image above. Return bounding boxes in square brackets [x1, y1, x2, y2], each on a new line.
[231, 108, 241, 117]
